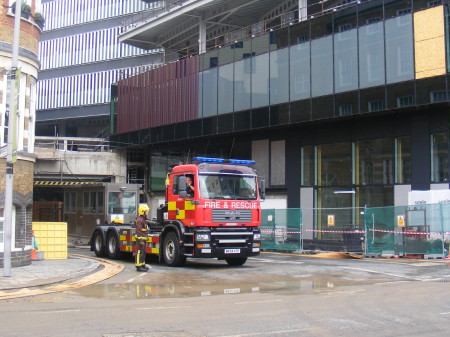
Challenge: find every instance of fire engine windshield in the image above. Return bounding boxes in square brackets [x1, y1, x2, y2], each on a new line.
[198, 174, 257, 200]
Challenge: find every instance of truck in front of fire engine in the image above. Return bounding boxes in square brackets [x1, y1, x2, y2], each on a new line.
[90, 157, 265, 266]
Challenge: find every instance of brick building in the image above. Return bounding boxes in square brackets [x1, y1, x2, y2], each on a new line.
[0, 0, 41, 267]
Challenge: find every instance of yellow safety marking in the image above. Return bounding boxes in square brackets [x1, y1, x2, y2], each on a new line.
[176, 209, 185, 219]
[168, 201, 177, 211]
[119, 235, 127, 241]
[185, 200, 196, 211]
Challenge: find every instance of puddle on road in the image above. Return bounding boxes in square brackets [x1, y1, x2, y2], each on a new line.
[73, 273, 386, 300]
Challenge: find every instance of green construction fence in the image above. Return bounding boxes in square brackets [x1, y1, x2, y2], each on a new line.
[365, 203, 450, 257]
[260, 208, 302, 251]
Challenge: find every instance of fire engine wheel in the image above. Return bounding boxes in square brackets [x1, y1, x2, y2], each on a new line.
[106, 231, 122, 260]
[93, 231, 106, 257]
[163, 232, 186, 267]
[225, 257, 247, 266]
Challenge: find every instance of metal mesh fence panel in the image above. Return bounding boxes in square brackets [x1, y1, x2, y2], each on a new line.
[365, 203, 450, 257]
[260, 209, 302, 251]
[303, 207, 366, 253]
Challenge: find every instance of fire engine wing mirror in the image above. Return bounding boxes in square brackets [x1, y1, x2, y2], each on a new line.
[178, 176, 188, 198]
[259, 177, 266, 201]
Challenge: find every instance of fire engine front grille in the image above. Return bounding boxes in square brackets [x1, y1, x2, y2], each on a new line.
[211, 209, 252, 223]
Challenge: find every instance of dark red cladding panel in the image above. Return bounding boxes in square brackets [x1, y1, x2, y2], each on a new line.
[116, 55, 200, 134]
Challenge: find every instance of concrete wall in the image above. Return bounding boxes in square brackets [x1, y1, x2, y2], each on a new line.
[35, 150, 127, 183]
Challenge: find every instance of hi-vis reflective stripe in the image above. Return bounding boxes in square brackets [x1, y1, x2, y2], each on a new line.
[34, 181, 102, 186]
[119, 229, 160, 254]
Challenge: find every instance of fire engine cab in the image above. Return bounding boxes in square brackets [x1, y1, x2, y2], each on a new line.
[91, 157, 264, 267]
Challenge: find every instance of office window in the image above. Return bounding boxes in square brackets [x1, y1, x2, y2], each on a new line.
[397, 95, 413, 107]
[396, 137, 411, 184]
[335, 28, 357, 93]
[311, 36, 333, 97]
[234, 59, 251, 111]
[270, 48, 289, 105]
[290, 42, 311, 101]
[339, 104, 352, 116]
[317, 142, 352, 187]
[428, 0, 442, 7]
[64, 192, 77, 212]
[251, 53, 269, 108]
[385, 15, 414, 84]
[430, 90, 448, 102]
[357, 139, 394, 185]
[301, 146, 315, 186]
[368, 99, 384, 112]
[83, 191, 104, 213]
[431, 133, 449, 183]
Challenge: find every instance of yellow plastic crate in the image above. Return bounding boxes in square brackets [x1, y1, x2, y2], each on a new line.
[32, 222, 68, 259]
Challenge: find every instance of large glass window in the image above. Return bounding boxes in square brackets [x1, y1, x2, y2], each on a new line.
[359, 22, 385, 88]
[108, 192, 136, 215]
[234, 58, 251, 111]
[431, 132, 449, 183]
[83, 191, 104, 213]
[317, 142, 352, 187]
[311, 36, 333, 97]
[302, 145, 315, 186]
[64, 192, 77, 212]
[396, 137, 411, 184]
[290, 42, 310, 101]
[334, 29, 358, 93]
[218, 63, 234, 114]
[385, 14, 414, 84]
[201, 68, 218, 116]
[251, 53, 269, 108]
[269, 48, 289, 105]
[357, 139, 394, 185]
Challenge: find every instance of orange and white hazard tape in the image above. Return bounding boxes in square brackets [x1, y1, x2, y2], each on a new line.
[306, 229, 365, 234]
[368, 229, 450, 236]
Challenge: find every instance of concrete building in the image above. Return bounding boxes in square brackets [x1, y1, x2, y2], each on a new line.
[111, 0, 449, 248]
[0, 0, 41, 267]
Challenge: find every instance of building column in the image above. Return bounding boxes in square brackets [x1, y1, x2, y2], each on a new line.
[299, 0, 308, 22]
[199, 19, 206, 54]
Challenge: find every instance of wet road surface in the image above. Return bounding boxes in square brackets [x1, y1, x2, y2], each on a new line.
[1, 250, 449, 336]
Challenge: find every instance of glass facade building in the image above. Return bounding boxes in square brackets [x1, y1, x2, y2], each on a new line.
[111, 0, 449, 241]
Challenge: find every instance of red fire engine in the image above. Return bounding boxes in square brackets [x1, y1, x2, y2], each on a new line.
[90, 157, 264, 266]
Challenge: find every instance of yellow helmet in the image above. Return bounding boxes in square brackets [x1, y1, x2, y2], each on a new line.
[138, 204, 150, 215]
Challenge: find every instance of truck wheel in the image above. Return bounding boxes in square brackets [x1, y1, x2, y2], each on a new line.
[163, 232, 186, 267]
[93, 231, 106, 257]
[106, 231, 122, 260]
[225, 257, 247, 266]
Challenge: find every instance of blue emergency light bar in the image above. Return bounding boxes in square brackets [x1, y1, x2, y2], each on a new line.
[193, 157, 255, 165]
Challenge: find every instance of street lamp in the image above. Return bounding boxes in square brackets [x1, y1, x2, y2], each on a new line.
[3, 0, 22, 277]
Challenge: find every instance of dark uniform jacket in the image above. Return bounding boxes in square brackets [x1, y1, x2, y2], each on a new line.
[135, 215, 148, 238]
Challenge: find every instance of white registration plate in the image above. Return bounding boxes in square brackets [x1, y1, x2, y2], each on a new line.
[224, 249, 240, 254]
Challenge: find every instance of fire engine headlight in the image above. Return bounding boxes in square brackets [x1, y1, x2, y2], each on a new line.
[196, 233, 210, 241]
[253, 233, 261, 241]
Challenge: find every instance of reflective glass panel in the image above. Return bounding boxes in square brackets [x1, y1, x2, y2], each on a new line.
[218, 63, 234, 114]
[397, 136, 411, 184]
[357, 139, 394, 185]
[251, 53, 269, 108]
[318, 142, 352, 186]
[311, 36, 333, 97]
[385, 14, 414, 84]
[270, 48, 289, 105]
[202, 68, 218, 117]
[234, 58, 251, 111]
[302, 145, 314, 186]
[334, 28, 358, 93]
[359, 22, 385, 89]
[431, 132, 449, 183]
[290, 42, 311, 101]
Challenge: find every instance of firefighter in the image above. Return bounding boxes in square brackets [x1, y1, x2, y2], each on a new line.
[135, 204, 150, 272]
